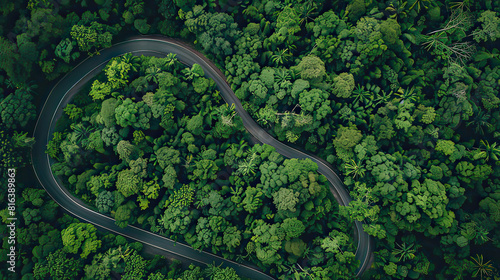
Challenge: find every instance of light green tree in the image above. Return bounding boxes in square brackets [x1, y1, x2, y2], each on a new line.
[61, 223, 102, 259]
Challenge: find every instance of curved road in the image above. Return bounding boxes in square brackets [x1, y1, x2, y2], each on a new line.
[32, 36, 372, 278]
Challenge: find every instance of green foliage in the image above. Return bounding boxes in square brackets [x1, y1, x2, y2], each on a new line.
[332, 72, 355, 98]
[276, 5, 301, 35]
[299, 89, 332, 121]
[96, 191, 114, 213]
[55, 38, 78, 63]
[435, 140, 457, 156]
[473, 11, 500, 42]
[34, 249, 82, 280]
[61, 223, 102, 259]
[0, 89, 36, 129]
[272, 188, 299, 212]
[155, 146, 180, 170]
[70, 21, 113, 53]
[347, 0, 366, 21]
[134, 19, 150, 34]
[115, 99, 152, 129]
[184, 6, 241, 58]
[116, 169, 141, 198]
[297, 55, 326, 83]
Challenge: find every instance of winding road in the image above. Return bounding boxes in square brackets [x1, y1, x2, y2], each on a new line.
[31, 36, 373, 278]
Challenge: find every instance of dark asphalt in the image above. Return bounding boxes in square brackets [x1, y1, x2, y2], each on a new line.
[31, 36, 372, 278]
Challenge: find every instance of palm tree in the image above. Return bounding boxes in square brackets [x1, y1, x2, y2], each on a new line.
[408, 0, 431, 13]
[395, 86, 418, 104]
[470, 254, 494, 279]
[479, 140, 500, 161]
[271, 48, 292, 66]
[19, 81, 38, 95]
[449, 0, 471, 12]
[466, 109, 492, 135]
[296, 1, 317, 25]
[236, 153, 257, 176]
[165, 53, 177, 69]
[145, 66, 161, 83]
[120, 53, 140, 72]
[214, 103, 237, 127]
[392, 242, 416, 262]
[385, 0, 409, 20]
[345, 159, 366, 179]
[242, 5, 260, 21]
[351, 85, 374, 107]
[274, 68, 291, 87]
[182, 66, 198, 81]
[70, 123, 93, 145]
[373, 89, 393, 107]
[12, 131, 35, 148]
[5, 79, 17, 89]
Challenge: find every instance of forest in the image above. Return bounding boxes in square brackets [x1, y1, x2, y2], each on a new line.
[0, 0, 499, 279]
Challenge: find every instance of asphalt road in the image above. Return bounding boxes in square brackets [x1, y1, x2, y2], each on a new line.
[31, 36, 373, 278]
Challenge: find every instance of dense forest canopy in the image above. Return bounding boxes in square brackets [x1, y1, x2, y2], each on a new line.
[0, 0, 499, 279]
[47, 53, 358, 278]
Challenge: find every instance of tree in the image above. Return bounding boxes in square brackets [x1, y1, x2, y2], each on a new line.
[134, 19, 150, 34]
[114, 201, 135, 228]
[184, 6, 241, 58]
[55, 38, 78, 63]
[122, 250, 148, 280]
[105, 58, 132, 89]
[470, 254, 494, 279]
[347, 0, 366, 21]
[297, 55, 326, 83]
[392, 242, 416, 261]
[333, 125, 363, 162]
[332, 73, 355, 98]
[281, 218, 305, 240]
[101, 127, 121, 146]
[236, 153, 258, 176]
[299, 88, 332, 120]
[155, 146, 180, 170]
[0, 89, 36, 129]
[64, 104, 83, 120]
[204, 264, 241, 280]
[61, 223, 102, 259]
[70, 21, 113, 53]
[0, 37, 22, 83]
[190, 157, 219, 181]
[473, 11, 500, 43]
[241, 186, 263, 213]
[117, 140, 139, 163]
[34, 249, 82, 280]
[162, 165, 178, 189]
[479, 140, 500, 161]
[116, 169, 141, 198]
[182, 63, 204, 80]
[12, 131, 35, 148]
[276, 5, 301, 35]
[223, 226, 242, 252]
[435, 139, 457, 156]
[158, 206, 192, 235]
[273, 188, 300, 212]
[115, 99, 152, 129]
[96, 191, 114, 213]
[130, 156, 147, 178]
[99, 98, 119, 126]
[186, 114, 204, 136]
[248, 79, 268, 103]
